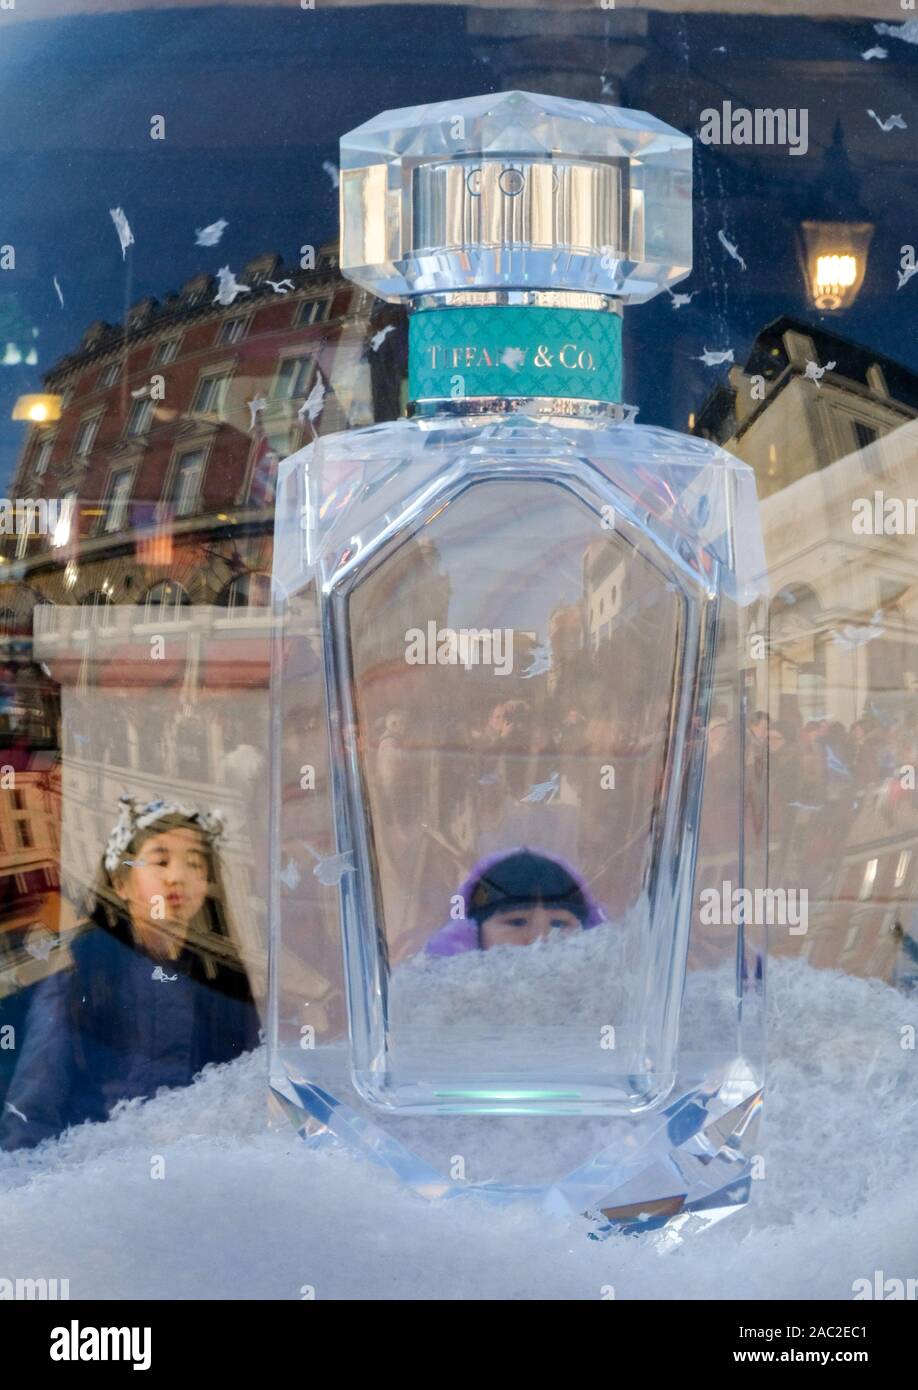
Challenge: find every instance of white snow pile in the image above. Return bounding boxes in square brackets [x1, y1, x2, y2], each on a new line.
[388, 908, 647, 1035]
[381, 918, 740, 1181]
[1, 958, 916, 1300]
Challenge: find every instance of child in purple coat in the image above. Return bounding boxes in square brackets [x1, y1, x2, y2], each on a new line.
[425, 847, 605, 956]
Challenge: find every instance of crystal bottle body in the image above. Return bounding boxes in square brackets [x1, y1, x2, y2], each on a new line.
[270, 408, 767, 1228]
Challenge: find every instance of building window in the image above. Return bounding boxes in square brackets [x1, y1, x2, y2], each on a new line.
[297, 298, 331, 327]
[15, 499, 45, 558]
[32, 600, 56, 637]
[192, 372, 231, 416]
[125, 395, 154, 437]
[218, 572, 272, 614]
[247, 437, 282, 506]
[853, 420, 881, 472]
[174, 710, 209, 780]
[218, 316, 248, 345]
[327, 349, 372, 427]
[858, 857, 879, 902]
[73, 414, 101, 457]
[275, 355, 313, 400]
[141, 580, 191, 625]
[173, 450, 205, 516]
[80, 590, 115, 630]
[152, 337, 181, 366]
[895, 849, 912, 890]
[98, 360, 121, 388]
[868, 598, 909, 697]
[33, 435, 55, 477]
[105, 469, 133, 532]
[50, 490, 78, 548]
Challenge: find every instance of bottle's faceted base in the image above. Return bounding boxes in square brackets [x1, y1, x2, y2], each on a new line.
[268, 1045, 763, 1235]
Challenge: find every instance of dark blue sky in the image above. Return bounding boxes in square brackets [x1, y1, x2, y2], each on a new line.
[1, 3, 916, 489]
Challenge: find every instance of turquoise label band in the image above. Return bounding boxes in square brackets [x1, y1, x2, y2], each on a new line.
[408, 305, 622, 404]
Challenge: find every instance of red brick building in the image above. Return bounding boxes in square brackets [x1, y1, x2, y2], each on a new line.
[0, 242, 404, 1000]
[1, 242, 402, 620]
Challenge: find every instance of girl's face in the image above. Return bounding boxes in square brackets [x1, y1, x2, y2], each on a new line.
[479, 903, 581, 950]
[117, 827, 210, 931]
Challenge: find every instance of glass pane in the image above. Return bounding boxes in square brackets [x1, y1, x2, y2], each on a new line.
[0, 0, 914, 1291]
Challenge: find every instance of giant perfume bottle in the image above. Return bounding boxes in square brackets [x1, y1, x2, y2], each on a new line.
[270, 92, 768, 1235]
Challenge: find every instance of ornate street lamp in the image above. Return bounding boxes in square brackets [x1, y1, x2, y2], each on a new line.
[800, 219, 873, 311]
[797, 121, 873, 312]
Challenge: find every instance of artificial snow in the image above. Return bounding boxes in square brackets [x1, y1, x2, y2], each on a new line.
[389, 908, 647, 1036]
[1, 958, 916, 1300]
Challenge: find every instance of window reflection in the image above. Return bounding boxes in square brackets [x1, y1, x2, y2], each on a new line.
[173, 451, 205, 516]
[80, 591, 114, 631]
[696, 315, 918, 978]
[141, 580, 191, 624]
[218, 573, 272, 614]
[0, 0, 917, 1150]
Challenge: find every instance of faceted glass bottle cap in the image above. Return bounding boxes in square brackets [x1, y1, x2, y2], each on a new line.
[340, 90, 692, 305]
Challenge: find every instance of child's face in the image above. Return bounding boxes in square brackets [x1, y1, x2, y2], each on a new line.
[479, 903, 581, 950]
[117, 827, 210, 931]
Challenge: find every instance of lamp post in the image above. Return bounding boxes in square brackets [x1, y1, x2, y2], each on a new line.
[800, 220, 874, 311]
[798, 121, 873, 312]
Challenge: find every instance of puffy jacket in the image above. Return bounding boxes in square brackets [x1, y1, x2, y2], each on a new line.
[0, 920, 260, 1150]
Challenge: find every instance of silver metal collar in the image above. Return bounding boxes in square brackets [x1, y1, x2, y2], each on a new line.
[409, 290, 623, 315]
[408, 395, 635, 422]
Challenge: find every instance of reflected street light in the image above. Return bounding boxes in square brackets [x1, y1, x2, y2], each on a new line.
[800, 220, 873, 311]
[797, 120, 873, 312]
[11, 393, 62, 423]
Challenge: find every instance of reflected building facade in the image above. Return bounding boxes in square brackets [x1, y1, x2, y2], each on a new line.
[0, 243, 404, 1002]
[695, 315, 918, 980]
[4, 267, 918, 1006]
